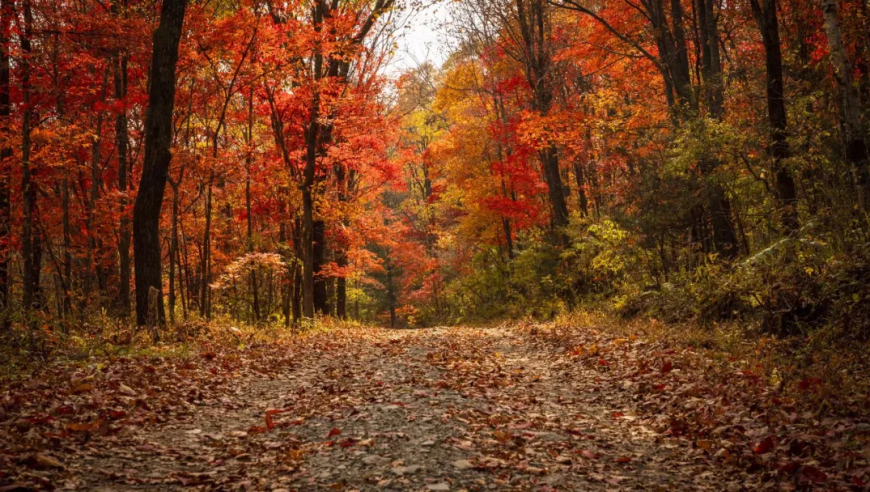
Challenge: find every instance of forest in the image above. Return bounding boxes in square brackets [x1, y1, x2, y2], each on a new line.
[0, 0, 867, 338]
[1, 0, 870, 488]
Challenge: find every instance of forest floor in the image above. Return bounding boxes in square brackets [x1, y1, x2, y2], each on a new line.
[2, 323, 869, 491]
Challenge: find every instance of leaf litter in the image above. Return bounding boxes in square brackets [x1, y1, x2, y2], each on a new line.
[1, 324, 868, 490]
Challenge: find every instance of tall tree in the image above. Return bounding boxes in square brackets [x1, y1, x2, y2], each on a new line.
[114, 0, 131, 317]
[750, 0, 800, 233]
[514, 0, 569, 230]
[132, 0, 187, 326]
[21, 0, 40, 321]
[822, 0, 869, 210]
[0, 0, 11, 327]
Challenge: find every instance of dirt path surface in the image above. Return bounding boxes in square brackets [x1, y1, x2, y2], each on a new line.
[3, 325, 868, 491]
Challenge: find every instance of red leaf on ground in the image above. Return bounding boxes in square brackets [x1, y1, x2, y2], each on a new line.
[327, 427, 342, 438]
[616, 456, 631, 463]
[797, 377, 823, 392]
[753, 436, 775, 454]
[801, 465, 827, 483]
[265, 409, 286, 430]
[661, 360, 673, 373]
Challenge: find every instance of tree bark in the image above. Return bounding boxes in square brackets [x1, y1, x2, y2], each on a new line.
[696, 0, 739, 258]
[21, 0, 41, 322]
[87, 69, 109, 302]
[169, 183, 179, 323]
[750, 0, 800, 233]
[312, 219, 327, 313]
[133, 0, 186, 326]
[200, 175, 213, 320]
[245, 89, 260, 322]
[515, 0, 569, 230]
[0, 0, 11, 328]
[822, 0, 870, 209]
[113, 0, 131, 317]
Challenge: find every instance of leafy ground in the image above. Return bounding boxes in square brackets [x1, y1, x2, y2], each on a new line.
[2, 323, 869, 491]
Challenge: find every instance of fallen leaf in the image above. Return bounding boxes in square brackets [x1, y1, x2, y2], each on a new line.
[753, 436, 775, 454]
[118, 384, 136, 396]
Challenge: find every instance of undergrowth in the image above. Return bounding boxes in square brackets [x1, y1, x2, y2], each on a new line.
[545, 310, 870, 420]
[0, 315, 363, 381]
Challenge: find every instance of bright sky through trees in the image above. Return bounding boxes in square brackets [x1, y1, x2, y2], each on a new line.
[390, 2, 451, 74]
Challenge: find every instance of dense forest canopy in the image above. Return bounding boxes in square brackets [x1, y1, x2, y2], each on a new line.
[0, 0, 868, 340]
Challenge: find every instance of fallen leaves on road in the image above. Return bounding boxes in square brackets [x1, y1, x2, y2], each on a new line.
[1, 324, 868, 490]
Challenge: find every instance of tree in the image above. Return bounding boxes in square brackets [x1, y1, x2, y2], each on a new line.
[133, 0, 187, 327]
[750, 0, 799, 233]
[822, 0, 869, 210]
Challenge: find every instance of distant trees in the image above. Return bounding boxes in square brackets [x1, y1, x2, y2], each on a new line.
[385, 0, 870, 331]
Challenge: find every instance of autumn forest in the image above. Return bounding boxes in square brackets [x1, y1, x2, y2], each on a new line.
[2, 0, 870, 487]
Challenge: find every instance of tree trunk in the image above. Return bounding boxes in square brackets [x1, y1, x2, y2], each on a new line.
[113, 0, 131, 317]
[515, 0, 569, 231]
[822, 0, 870, 209]
[246, 89, 259, 322]
[0, 0, 11, 328]
[751, 0, 800, 233]
[132, 0, 186, 326]
[335, 248, 347, 319]
[313, 219, 327, 313]
[301, 185, 315, 318]
[573, 161, 588, 217]
[291, 217, 303, 324]
[200, 176, 213, 320]
[334, 162, 349, 319]
[62, 180, 73, 317]
[21, 0, 40, 323]
[696, 0, 739, 258]
[168, 183, 179, 323]
[279, 222, 291, 326]
[386, 260, 396, 328]
[87, 70, 109, 303]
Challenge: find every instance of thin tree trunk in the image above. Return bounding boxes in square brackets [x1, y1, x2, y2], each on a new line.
[246, 88, 259, 322]
[696, 0, 739, 258]
[88, 69, 110, 303]
[113, 0, 131, 317]
[312, 219, 327, 313]
[21, 0, 40, 326]
[515, 0, 569, 231]
[386, 260, 396, 328]
[334, 162, 348, 319]
[280, 222, 290, 326]
[573, 161, 588, 217]
[132, 0, 187, 326]
[62, 180, 72, 317]
[200, 175, 213, 320]
[0, 0, 11, 328]
[822, 0, 870, 209]
[750, 0, 800, 233]
[169, 183, 179, 323]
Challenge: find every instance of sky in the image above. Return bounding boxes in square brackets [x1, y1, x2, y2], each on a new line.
[387, 1, 452, 75]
